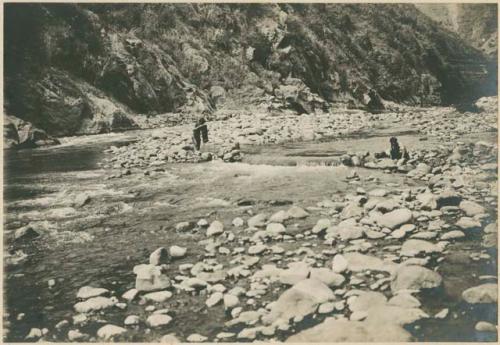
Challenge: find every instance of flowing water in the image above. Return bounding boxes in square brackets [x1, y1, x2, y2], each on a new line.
[3, 127, 497, 342]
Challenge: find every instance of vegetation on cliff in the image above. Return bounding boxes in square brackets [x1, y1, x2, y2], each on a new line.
[4, 3, 497, 136]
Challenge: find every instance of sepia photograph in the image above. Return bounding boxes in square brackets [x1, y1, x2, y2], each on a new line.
[2, 1, 498, 342]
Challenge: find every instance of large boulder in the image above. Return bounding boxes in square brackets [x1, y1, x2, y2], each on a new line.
[388, 293, 421, 308]
[400, 239, 441, 257]
[462, 284, 498, 304]
[78, 92, 138, 135]
[312, 219, 331, 234]
[476, 96, 498, 113]
[338, 225, 365, 241]
[210, 85, 226, 106]
[268, 210, 290, 223]
[340, 203, 364, 219]
[133, 264, 171, 292]
[459, 200, 486, 217]
[4, 116, 19, 149]
[435, 189, 462, 209]
[343, 252, 396, 273]
[416, 192, 437, 210]
[348, 291, 387, 312]
[4, 115, 60, 149]
[483, 232, 497, 248]
[207, 220, 224, 237]
[327, 225, 365, 241]
[484, 222, 497, 234]
[143, 291, 173, 303]
[149, 247, 169, 265]
[74, 296, 115, 313]
[247, 213, 268, 228]
[76, 286, 109, 300]
[309, 268, 345, 287]
[376, 209, 412, 229]
[279, 262, 310, 285]
[332, 254, 348, 273]
[364, 305, 428, 325]
[146, 314, 173, 327]
[456, 217, 481, 230]
[287, 206, 309, 219]
[266, 223, 286, 236]
[274, 78, 326, 114]
[391, 265, 442, 292]
[441, 230, 465, 240]
[286, 318, 411, 342]
[96, 324, 127, 340]
[262, 279, 335, 325]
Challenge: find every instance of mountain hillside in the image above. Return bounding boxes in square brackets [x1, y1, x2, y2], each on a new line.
[415, 3, 498, 58]
[4, 3, 497, 136]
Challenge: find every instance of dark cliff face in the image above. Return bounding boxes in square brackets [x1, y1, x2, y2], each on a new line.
[415, 3, 498, 58]
[4, 3, 497, 136]
[413, 3, 498, 105]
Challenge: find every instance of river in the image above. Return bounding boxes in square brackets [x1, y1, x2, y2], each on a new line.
[3, 127, 497, 342]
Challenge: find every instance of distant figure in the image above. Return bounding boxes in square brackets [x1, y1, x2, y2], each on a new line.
[192, 116, 209, 151]
[367, 89, 385, 113]
[389, 137, 409, 161]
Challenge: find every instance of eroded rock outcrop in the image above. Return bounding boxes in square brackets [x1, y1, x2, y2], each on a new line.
[4, 115, 60, 149]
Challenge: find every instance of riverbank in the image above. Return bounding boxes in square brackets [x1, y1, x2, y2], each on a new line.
[3, 99, 498, 342]
[97, 97, 497, 168]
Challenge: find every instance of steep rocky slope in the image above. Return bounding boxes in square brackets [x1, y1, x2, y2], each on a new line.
[4, 3, 497, 137]
[415, 4, 498, 58]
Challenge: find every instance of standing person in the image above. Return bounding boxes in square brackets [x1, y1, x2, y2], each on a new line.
[192, 116, 209, 151]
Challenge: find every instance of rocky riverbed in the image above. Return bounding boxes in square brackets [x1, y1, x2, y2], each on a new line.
[99, 97, 497, 166]
[3, 97, 498, 342]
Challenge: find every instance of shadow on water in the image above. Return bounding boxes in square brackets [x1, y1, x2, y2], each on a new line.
[408, 222, 498, 342]
[3, 140, 133, 201]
